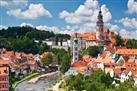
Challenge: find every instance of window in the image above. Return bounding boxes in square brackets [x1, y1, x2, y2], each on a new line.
[2, 77, 5, 81]
[75, 52, 77, 55]
[75, 47, 78, 51]
[2, 83, 5, 88]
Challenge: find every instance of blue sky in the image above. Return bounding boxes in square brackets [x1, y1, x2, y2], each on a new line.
[0, 0, 137, 39]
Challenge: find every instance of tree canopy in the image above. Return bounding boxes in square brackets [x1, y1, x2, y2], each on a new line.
[114, 34, 124, 46]
[0, 26, 70, 54]
[62, 71, 137, 91]
[0, 26, 70, 40]
[42, 54, 53, 66]
[86, 46, 103, 58]
[126, 39, 137, 48]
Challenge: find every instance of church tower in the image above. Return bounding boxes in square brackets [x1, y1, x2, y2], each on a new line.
[96, 9, 104, 40]
[72, 33, 79, 62]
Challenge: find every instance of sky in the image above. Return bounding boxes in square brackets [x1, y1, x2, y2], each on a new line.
[0, 0, 137, 39]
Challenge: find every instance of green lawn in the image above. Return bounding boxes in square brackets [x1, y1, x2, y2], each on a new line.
[12, 72, 39, 89]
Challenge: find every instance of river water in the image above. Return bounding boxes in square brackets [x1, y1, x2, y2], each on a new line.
[14, 72, 60, 91]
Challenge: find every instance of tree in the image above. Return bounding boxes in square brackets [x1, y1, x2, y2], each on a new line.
[60, 53, 71, 73]
[37, 42, 50, 54]
[101, 73, 113, 87]
[66, 73, 83, 90]
[42, 54, 53, 66]
[62, 71, 137, 91]
[86, 46, 103, 57]
[114, 34, 124, 46]
[126, 39, 137, 48]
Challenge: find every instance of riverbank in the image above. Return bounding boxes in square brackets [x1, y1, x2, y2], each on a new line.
[12, 72, 39, 89]
[15, 71, 60, 91]
[28, 71, 59, 83]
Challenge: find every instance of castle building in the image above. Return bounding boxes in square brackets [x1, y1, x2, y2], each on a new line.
[71, 9, 115, 62]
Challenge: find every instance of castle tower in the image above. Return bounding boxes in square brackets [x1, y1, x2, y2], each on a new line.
[72, 33, 79, 62]
[96, 9, 104, 40]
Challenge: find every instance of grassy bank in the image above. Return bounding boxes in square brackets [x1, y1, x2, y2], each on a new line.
[12, 72, 39, 89]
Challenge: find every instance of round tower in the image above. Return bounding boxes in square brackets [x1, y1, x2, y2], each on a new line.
[96, 9, 104, 40]
[72, 33, 79, 62]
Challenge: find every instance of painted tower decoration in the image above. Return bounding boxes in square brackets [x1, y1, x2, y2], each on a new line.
[96, 9, 104, 40]
[72, 33, 79, 62]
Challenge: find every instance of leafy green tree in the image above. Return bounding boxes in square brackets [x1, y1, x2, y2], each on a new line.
[42, 54, 53, 66]
[101, 73, 113, 87]
[126, 39, 137, 48]
[37, 42, 50, 54]
[60, 53, 71, 73]
[114, 34, 124, 46]
[86, 46, 103, 57]
[66, 74, 83, 90]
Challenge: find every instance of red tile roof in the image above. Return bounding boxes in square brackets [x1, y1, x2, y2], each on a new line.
[71, 32, 97, 40]
[113, 68, 121, 74]
[0, 59, 9, 65]
[2, 51, 14, 57]
[28, 60, 36, 65]
[92, 67, 100, 72]
[115, 49, 137, 55]
[71, 60, 88, 67]
[104, 44, 115, 53]
[0, 67, 8, 75]
[103, 28, 109, 34]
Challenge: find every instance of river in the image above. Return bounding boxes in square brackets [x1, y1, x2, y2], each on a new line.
[14, 71, 60, 91]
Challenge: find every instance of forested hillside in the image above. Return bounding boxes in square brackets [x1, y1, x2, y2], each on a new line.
[0, 26, 70, 54]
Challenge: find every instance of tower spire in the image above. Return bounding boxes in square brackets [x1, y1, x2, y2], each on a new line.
[96, 8, 104, 40]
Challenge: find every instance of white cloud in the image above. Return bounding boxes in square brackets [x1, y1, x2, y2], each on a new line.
[59, 0, 112, 24]
[0, 25, 8, 30]
[127, 0, 137, 14]
[36, 25, 59, 33]
[0, 0, 28, 9]
[20, 22, 33, 27]
[101, 5, 112, 22]
[59, 0, 112, 35]
[105, 23, 120, 32]
[7, 4, 52, 19]
[118, 17, 137, 29]
[119, 29, 137, 39]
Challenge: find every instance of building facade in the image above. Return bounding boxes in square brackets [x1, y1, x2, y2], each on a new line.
[72, 34, 79, 62]
[0, 60, 9, 91]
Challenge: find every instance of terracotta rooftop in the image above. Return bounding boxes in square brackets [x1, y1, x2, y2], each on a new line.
[115, 49, 137, 55]
[28, 60, 36, 65]
[0, 67, 8, 75]
[2, 51, 14, 57]
[113, 68, 121, 74]
[92, 67, 100, 72]
[71, 32, 97, 40]
[0, 59, 9, 65]
[103, 28, 109, 34]
[122, 62, 137, 69]
[71, 60, 89, 67]
[104, 44, 115, 53]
